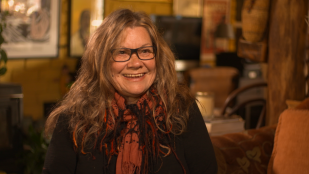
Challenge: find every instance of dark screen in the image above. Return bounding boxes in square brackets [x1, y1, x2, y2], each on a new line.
[151, 15, 202, 61]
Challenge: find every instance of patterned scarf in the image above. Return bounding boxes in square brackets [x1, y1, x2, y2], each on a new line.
[101, 88, 177, 174]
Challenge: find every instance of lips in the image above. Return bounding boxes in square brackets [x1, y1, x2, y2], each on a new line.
[123, 73, 145, 78]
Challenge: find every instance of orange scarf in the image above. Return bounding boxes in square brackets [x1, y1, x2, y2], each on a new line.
[99, 88, 183, 174]
[112, 91, 165, 174]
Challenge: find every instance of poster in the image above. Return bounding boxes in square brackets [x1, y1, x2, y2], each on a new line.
[1, 0, 60, 58]
[200, 0, 230, 62]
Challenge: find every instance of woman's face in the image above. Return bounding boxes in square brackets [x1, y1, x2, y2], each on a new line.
[111, 27, 156, 104]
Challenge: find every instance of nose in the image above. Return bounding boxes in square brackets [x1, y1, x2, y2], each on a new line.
[127, 53, 142, 68]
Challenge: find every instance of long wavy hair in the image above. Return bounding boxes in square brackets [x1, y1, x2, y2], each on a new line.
[45, 9, 193, 152]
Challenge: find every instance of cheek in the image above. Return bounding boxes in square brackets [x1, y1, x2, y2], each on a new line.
[110, 63, 121, 88]
[111, 72, 121, 92]
[111, 63, 118, 75]
[149, 60, 156, 72]
[149, 59, 156, 71]
[111, 62, 124, 76]
[151, 61, 158, 81]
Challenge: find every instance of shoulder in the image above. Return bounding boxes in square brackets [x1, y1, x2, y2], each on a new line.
[48, 113, 74, 152]
[189, 100, 203, 122]
[188, 100, 200, 115]
[53, 114, 71, 134]
[175, 88, 195, 111]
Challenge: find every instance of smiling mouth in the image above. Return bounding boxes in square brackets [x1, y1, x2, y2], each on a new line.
[123, 73, 145, 78]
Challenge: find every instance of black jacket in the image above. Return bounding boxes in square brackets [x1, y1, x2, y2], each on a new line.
[42, 102, 217, 174]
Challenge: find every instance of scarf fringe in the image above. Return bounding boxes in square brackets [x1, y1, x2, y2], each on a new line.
[121, 161, 140, 174]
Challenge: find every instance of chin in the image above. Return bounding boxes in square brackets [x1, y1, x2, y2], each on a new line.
[130, 89, 148, 96]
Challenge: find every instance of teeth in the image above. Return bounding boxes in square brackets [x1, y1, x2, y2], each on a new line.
[123, 73, 145, 78]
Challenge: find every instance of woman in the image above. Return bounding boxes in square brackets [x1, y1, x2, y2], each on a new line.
[43, 9, 217, 174]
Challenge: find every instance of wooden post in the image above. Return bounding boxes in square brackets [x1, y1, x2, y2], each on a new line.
[267, 0, 308, 125]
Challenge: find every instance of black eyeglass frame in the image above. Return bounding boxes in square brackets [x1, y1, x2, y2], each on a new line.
[110, 46, 156, 62]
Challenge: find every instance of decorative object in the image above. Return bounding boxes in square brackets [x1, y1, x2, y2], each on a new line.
[196, 91, 215, 121]
[214, 23, 234, 39]
[237, 38, 268, 62]
[214, 22, 234, 52]
[237, 0, 270, 62]
[173, 0, 203, 17]
[241, 0, 270, 42]
[69, 0, 104, 57]
[0, 0, 60, 58]
[189, 66, 239, 109]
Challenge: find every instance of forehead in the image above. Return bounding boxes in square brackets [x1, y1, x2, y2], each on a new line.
[116, 26, 152, 47]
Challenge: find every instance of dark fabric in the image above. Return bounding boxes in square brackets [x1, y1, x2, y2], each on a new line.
[42, 102, 217, 174]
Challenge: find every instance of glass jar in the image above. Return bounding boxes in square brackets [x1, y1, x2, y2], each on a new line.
[196, 91, 215, 121]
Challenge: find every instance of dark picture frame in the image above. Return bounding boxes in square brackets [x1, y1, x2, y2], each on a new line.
[0, 0, 60, 59]
[69, 0, 104, 58]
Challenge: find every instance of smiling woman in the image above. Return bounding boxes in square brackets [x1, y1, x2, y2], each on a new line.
[43, 9, 217, 174]
[111, 27, 156, 104]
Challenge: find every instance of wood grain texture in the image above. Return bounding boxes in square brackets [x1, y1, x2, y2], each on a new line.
[237, 38, 268, 62]
[266, 0, 308, 125]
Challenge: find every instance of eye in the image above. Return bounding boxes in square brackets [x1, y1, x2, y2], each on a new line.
[140, 48, 152, 53]
[117, 49, 127, 54]
[115, 49, 129, 55]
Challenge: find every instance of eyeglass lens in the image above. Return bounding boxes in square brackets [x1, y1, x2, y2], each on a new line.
[112, 46, 154, 62]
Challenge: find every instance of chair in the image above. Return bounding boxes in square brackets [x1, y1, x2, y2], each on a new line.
[220, 82, 268, 129]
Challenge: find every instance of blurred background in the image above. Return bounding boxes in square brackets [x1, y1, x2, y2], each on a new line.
[0, 0, 308, 173]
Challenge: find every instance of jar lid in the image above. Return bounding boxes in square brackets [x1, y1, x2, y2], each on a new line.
[196, 91, 214, 96]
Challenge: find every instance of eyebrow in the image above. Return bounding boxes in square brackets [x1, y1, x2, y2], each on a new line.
[118, 43, 152, 49]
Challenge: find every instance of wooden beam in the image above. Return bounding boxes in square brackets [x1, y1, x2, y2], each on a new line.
[267, 0, 308, 125]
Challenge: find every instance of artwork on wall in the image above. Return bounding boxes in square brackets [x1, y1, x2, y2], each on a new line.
[69, 0, 104, 57]
[200, 0, 231, 63]
[0, 0, 60, 58]
[173, 0, 203, 17]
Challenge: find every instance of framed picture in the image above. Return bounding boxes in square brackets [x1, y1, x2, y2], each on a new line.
[69, 0, 104, 57]
[0, 0, 60, 59]
[200, 0, 231, 62]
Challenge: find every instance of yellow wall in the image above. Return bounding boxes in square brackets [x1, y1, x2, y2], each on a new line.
[104, 0, 172, 16]
[0, 0, 172, 120]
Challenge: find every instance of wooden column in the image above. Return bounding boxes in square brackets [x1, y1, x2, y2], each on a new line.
[267, 0, 308, 125]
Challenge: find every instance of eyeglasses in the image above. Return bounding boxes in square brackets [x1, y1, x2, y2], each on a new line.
[111, 46, 155, 62]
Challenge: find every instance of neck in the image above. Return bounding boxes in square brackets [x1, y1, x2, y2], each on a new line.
[125, 97, 139, 105]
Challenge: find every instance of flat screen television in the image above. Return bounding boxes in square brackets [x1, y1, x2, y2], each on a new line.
[151, 15, 202, 61]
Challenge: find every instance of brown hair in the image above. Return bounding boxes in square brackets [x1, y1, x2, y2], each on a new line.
[45, 9, 193, 151]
